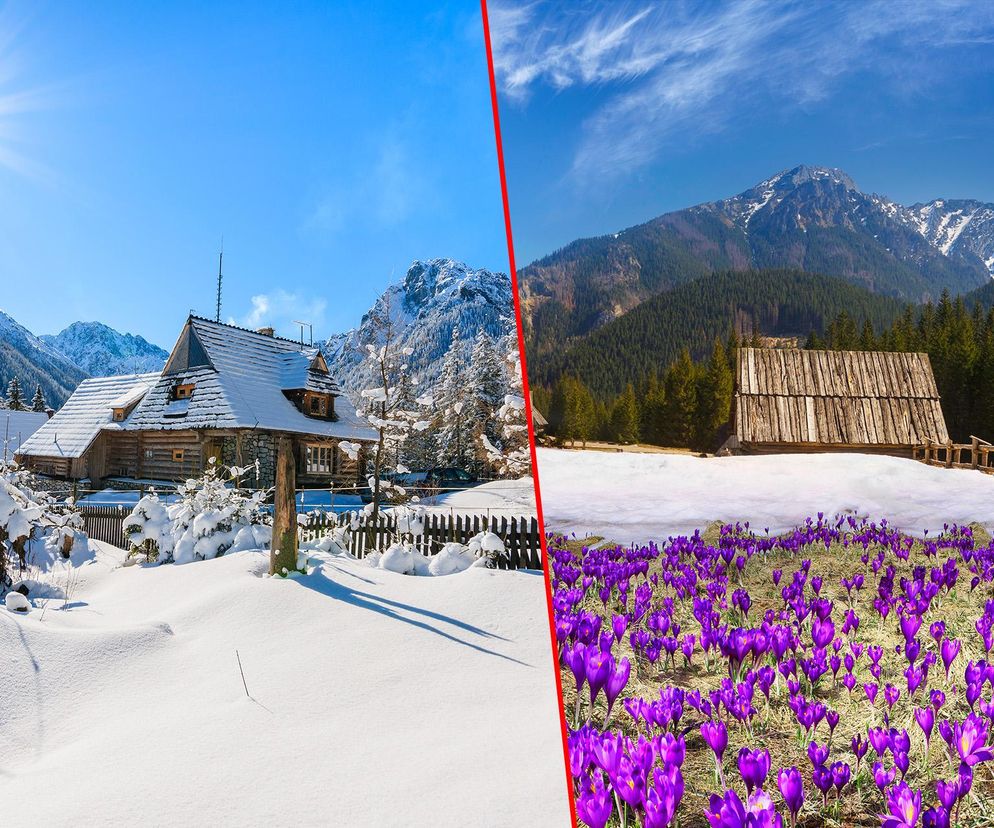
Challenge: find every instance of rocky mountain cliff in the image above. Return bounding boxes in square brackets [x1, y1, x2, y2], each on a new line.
[325, 258, 517, 392]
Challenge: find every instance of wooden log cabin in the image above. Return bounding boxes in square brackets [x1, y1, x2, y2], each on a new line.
[16, 316, 376, 490]
[722, 347, 949, 457]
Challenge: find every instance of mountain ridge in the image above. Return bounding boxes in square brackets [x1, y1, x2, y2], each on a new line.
[521, 165, 994, 362]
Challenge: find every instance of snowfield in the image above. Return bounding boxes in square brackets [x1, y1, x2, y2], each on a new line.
[1, 542, 569, 826]
[424, 476, 537, 515]
[537, 448, 994, 543]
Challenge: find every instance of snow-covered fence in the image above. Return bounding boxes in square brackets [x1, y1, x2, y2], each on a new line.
[78, 506, 130, 548]
[77, 505, 543, 569]
[301, 512, 542, 569]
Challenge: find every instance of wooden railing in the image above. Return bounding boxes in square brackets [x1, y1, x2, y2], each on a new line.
[913, 436, 994, 474]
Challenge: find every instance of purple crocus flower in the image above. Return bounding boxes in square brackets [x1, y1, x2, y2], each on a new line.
[954, 714, 994, 768]
[873, 761, 896, 792]
[940, 638, 961, 677]
[604, 657, 631, 716]
[777, 767, 804, 828]
[701, 720, 728, 761]
[879, 781, 921, 828]
[831, 761, 850, 795]
[737, 746, 771, 795]
[575, 772, 613, 828]
[914, 707, 935, 746]
[705, 789, 783, 828]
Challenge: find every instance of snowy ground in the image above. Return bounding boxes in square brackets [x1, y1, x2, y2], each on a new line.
[422, 477, 537, 517]
[1, 542, 568, 826]
[537, 448, 994, 544]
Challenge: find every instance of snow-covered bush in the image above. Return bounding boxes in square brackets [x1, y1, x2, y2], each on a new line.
[123, 459, 271, 564]
[365, 527, 508, 577]
[1, 462, 92, 593]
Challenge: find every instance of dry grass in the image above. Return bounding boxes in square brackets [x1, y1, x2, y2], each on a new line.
[558, 522, 994, 827]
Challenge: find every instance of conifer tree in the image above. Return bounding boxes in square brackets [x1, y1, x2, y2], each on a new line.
[465, 331, 505, 474]
[435, 327, 471, 468]
[662, 349, 697, 447]
[696, 339, 733, 450]
[5, 377, 24, 411]
[609, 384, 639, 444]
[31, 384, 47, 412]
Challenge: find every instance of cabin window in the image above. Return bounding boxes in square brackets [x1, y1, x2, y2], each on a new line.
[112, 408, 126, 422]
[302, 393, 329, 418]
[172, 449, 185, 462]
[305, 445, 335, 475]
[174, 383, 196, 400]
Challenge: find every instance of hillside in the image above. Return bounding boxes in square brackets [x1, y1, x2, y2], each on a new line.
[530, 269, 907, 396]
[521, 165, 994, 362]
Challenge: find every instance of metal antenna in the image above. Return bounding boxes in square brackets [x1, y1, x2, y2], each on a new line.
[215, 237, 224, 322]
[292, 320, 313, 348]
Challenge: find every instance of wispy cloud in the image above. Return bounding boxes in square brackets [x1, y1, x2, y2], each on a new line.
[490, 0, 994, 182]
[235, 289, 328, 338]
[301, 133, 436, 236]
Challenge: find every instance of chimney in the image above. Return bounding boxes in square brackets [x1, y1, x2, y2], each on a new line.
[256, 327, 275, 337]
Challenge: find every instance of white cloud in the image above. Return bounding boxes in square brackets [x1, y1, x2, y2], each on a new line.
[489, 0, 994, 182]
[302, 133, 435, 236]
[236, 289, 328, 340]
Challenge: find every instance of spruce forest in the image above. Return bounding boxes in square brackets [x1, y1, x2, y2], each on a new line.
[534, 282, 994, 451]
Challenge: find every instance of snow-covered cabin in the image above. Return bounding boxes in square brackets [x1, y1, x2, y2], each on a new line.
[1, 409, 52, 462]
[16, 316, 376, 488]
[724, 347, 949, 457]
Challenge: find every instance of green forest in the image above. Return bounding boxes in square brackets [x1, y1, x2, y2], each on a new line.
[534, 289, 994, 451]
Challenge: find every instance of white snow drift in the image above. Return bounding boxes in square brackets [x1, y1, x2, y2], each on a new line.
[537, 447, 994, 544]
[1, 541, 569, 826]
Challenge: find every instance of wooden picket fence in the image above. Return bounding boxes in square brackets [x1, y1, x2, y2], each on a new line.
[300, 512, 542, 569]
[77, 506, 543, 570]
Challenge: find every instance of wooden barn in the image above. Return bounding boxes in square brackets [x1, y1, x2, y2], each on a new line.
[16, 316, 377, 489]
[723, 347, 949, 456]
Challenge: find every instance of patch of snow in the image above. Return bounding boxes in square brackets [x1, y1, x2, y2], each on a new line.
[537, 447, 994, 544]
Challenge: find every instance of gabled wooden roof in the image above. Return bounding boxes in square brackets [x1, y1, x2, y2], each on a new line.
[734, 347, 948, 446]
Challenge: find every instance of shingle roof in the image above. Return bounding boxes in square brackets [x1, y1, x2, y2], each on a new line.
[734, 347, 949, 446]
[126, 317, 376, 441]
[1, 410, 52, 459]
[17, 374, 159, 459]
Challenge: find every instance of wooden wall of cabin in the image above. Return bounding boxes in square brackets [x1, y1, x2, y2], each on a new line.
[137, 430, 203, 481]
[739, 442, 917, 458]
[294, 436, 367, 491]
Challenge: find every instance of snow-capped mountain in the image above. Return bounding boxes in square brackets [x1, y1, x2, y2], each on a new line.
[0, 310, 87, 408]
[325, 258, 515, 392]
[521, 164, 994, 359]
[41, 322, 168, 377]
[702, 165, 994, 280]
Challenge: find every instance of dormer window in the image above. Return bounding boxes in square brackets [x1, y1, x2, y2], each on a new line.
[298, 391, 333, 419]
[173, 383, 196, 400]
[112, 408, 126, 422]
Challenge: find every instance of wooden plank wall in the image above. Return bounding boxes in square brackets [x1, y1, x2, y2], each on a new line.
[734, 348, 949, 447]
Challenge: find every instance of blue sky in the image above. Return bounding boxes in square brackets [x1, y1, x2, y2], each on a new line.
[489, 0, 994, 265]
[0, 1, 507, 348]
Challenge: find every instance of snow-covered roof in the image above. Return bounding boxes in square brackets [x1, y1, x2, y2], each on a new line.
[1, 410, 51, 459]
[17, 374, 160, 459]
[125, 317, 376, 441]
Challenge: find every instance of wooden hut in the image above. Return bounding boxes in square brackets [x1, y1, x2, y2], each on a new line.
[724, 347, 948, 456]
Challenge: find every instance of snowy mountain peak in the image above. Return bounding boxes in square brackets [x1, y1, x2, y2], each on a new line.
[326, 258, 514, 393]
[41, 321, 168, 377]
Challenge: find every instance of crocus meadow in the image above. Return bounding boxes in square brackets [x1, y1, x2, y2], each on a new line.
[551, 515, 994, 827]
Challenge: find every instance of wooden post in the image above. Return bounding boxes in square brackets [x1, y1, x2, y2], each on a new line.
[270, 434, 298, 576]
[946, 440, 954, 469]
